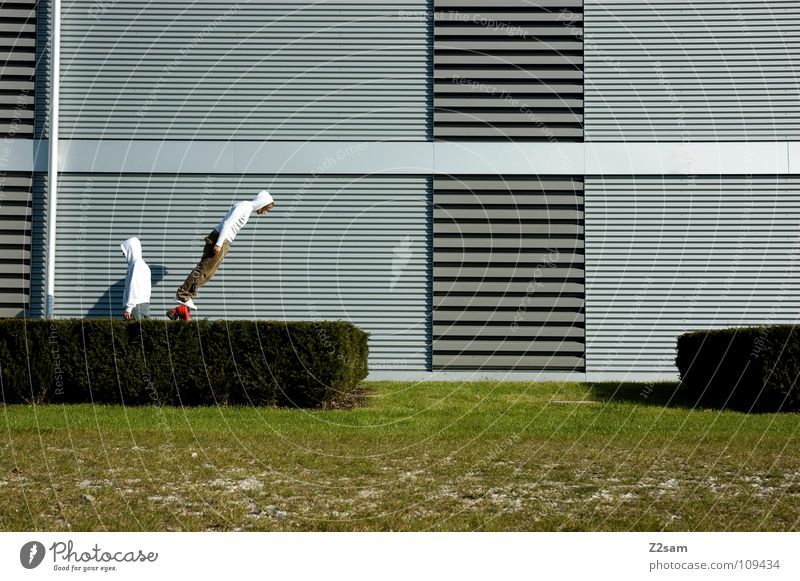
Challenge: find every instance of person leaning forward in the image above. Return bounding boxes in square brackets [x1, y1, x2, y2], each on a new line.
[168, 190, 274, 319]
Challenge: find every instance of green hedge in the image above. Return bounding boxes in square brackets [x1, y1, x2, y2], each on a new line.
[0, 319, 369, 408]
[676, 325, 800, 412]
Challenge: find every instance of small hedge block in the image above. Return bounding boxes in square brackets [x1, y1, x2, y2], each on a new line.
[0, 319, 369, 408]
[676, 325, 800, 412]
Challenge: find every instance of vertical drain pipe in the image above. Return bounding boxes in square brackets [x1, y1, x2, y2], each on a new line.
[45, 0, 60, 318]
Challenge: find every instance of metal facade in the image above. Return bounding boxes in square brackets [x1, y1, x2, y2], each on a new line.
[34, 0, 49, 138]
[433, 0, 584, 140]
[0, 1, 36, 317]
[584, 0, 800, 140]
[585, 175, 800, 375]
[0, 173, 33, 317]
[58, 0, 430, 139]
[0, 0, 35, 137]
[49, 174, 431, 370]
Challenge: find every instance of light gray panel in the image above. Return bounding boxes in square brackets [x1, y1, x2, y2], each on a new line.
[584, 142, 790, 175]
[59, 1, 429, 139]
[433, 175, 585, 371]
[585, 175, 800, 374]
[58, 140, 435, 174]
[52, 174, 431, 370]
[585, 0, 800, 140]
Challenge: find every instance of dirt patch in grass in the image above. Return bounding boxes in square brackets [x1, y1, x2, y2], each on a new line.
[322, 385, 373, 410]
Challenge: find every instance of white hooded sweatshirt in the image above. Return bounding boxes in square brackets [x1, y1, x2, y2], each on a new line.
[120, 237, 152, 312]
[214, 190, 274, 247]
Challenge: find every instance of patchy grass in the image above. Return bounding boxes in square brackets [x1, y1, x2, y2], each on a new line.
[1, 381, 798, 531]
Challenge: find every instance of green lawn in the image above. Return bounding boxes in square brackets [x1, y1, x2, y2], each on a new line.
[1, 381, 798, 531]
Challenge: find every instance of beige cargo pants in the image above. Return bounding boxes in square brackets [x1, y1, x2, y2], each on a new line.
[176, 229, 231, 301]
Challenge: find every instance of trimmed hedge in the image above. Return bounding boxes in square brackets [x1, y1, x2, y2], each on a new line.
[0, 319, 368, 408]
[676, 325, 800, 412]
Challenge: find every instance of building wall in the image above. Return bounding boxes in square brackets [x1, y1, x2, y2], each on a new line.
[8, 0, 800, 377]
[52, 173, 431, 370]
[0, 0, 37, 317]
[585, 175, 800, 375]
[433, 175, 585, 371]
[584, 0, 800, 141]
[59, 0, 430, 140]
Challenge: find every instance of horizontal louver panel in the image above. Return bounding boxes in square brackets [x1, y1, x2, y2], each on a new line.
[585, 176, 800, 375]
[433, 175, 585, 371]
[59, 1, 429, 139]
[50, 174, 431, 370]
[433, 0, 584, 141]
[0, 172, 33, 317]
[34, 0, 49, 138]
[0, 0, 35, 137]
[584, 0, 800, 140]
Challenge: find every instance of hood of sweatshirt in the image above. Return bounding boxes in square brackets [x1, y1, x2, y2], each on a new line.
[121, 237, 143, 265]
[251, 190, 274, 211]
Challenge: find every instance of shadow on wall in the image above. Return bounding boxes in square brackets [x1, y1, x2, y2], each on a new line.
[86, 264, 168, 319]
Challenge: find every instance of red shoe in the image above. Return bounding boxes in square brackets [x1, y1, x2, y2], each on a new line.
[166, 305, 191, 321]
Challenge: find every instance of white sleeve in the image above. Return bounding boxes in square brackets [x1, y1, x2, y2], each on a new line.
[123, 270, 135, 312]
[216, 205, 245, 246]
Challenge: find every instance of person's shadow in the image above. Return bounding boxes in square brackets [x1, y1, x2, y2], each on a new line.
[87, 264, 168, 319]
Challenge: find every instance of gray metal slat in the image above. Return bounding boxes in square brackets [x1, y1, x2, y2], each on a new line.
[435, 25, 582, 37]
[435, 251, 583, 264]
[433, 354, 585, 369]
[433, 339, 585, 352]
[434, 68, 583, 79]
[435, 208, 582, 220]
[434, 324, 584, 337]
[435, 97, 583, 109]
[436, 238, 584, 250]
[435, 281, 584, 293]
[434, 295, 584, 308]
[435, 111, 583, 123]
[434, 178, 582, 190]
[435, 54, 583, 66]
[434, 222, 583, 235]
[436, 194, 583, 205]
[434, 125, 584, 137]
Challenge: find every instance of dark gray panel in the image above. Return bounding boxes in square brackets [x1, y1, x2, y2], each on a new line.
[433, 175, 585, 371]
[433, 0, 584, 141]
[0, 0, 36, 139]
[0, 173, 33, 317]
[34, 0, 49, 138]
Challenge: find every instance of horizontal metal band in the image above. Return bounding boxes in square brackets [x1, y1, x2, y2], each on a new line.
[3, 140, 800, 174]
